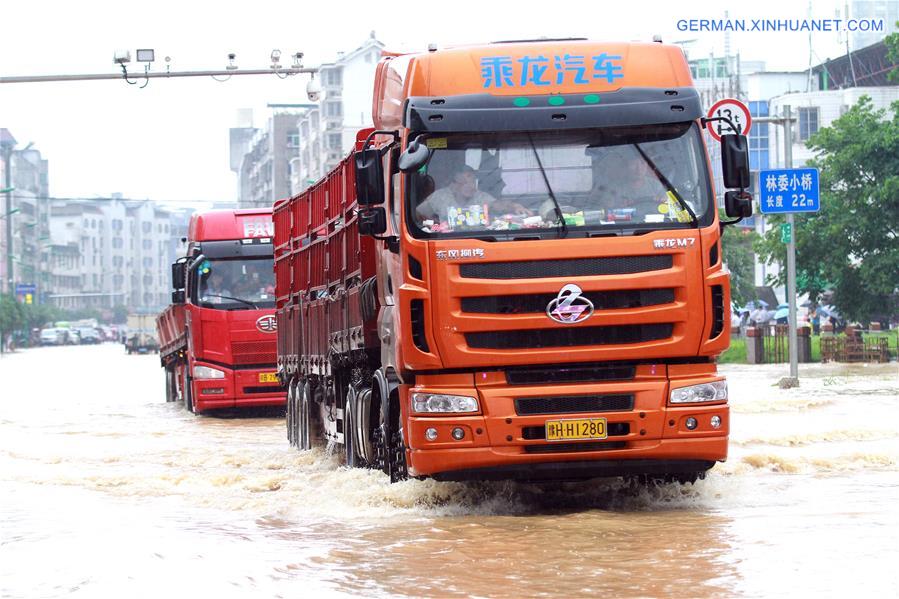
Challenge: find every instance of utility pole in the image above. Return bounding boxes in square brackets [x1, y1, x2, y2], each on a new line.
[783, 105, 799, 383]
[0, 130, 15, 295]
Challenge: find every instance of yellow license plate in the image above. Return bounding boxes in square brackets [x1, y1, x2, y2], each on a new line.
[545, 418, 608, 441]
[258, 372, 278, 383]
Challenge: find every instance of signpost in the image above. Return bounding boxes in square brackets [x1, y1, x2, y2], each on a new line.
[755, 105, 822, 385]
[705, 98, 752, 141]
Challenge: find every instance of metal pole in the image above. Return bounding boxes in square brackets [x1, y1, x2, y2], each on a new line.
[3, 148, 12, 295]
[0, 67, 317, 84]
[783, 105, 799, 381]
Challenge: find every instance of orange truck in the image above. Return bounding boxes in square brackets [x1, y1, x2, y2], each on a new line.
[275, 39, 752, 482]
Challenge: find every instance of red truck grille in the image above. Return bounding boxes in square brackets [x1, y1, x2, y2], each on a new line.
[231, 340, 276, 365]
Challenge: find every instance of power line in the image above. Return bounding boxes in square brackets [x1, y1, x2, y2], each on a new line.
[6, 193, 239, 205]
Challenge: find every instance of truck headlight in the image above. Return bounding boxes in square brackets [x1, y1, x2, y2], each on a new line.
[670, 381, 727, 404]
[193, 365, 225, 380]
[412, 393, 479, 414]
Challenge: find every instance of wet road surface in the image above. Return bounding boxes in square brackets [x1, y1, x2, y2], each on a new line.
[1, 344, 897, 597]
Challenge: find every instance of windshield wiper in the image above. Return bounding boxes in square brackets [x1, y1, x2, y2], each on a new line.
[202, 294, 257, 308]
[527, 134, 568, 239]
[632, 144, 699, 228]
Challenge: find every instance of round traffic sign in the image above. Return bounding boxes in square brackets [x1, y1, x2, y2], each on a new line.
[706, 98, 752, 141]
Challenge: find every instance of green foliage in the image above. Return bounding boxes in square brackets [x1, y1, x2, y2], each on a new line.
[886, 22, 899, 83]
[718, 337, 747, 363]
[0, 294, 25, 349]
[721, 223, 759, 307]
[755, 96, 899, 324]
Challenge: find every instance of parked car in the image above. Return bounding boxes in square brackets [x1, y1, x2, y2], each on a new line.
[66, 330, 81, 345]
[77, 327, 101, 344]
[39, 328, 65, 346]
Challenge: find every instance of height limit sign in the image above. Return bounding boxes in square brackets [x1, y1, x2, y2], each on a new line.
[706, 98, 752, 141]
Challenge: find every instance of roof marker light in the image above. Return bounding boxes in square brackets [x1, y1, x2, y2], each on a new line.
[548, 96, 565, 106]
[584, 94, 601, 104]
[513, 97, 530, 107]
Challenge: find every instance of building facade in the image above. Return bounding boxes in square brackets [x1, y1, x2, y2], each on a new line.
[47, 198, 185, 312]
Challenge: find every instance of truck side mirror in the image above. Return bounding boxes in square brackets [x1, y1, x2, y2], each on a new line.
[354, 149, 385, 206]
[721, 134, 750, 189]
[171, 260, 186, 290]
[171, 289, 185, 304]
[724, 190, 753, 218]
[358, 207, 387, 236]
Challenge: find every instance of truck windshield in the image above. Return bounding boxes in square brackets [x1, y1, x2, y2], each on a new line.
[195, 257, 275, 310]
[407, 122, 712, 238]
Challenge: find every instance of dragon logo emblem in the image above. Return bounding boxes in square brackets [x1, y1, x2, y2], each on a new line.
[546, 284, 594, 324]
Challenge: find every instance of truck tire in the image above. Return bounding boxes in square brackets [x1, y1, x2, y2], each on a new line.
[386, 397, 408, 483]
[286, 381, 295, 446]
[298, 382, 313, 451]
[184, 374, 195, 414]
[343, 385, 364, 468]
[165, 368, 176, 402]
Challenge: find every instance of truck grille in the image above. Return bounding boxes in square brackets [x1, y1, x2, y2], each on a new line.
[459, 255, 672, 279]
[515, 394, 634, 416]
[465, 324, 673, 350]
[231, 340, 276, 365]
[461, 289, 675, 314]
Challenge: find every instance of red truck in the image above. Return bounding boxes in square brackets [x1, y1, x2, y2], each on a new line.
[158, 209, 286, 413]
[275, 39, 752, 482]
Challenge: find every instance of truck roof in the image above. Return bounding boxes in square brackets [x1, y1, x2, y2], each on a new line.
[188, 208, 274, 242]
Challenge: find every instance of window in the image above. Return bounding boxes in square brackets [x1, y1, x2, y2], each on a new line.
[142, 222, 152, 233]
[142, 239, 152, 250]
[325, 102, 342, 118]
[327, 133, 342, 149]
[112, 237, 123, 249]
[287, 131, 300, 148]
[798, 107, 819, 142]
[143, 257, 153, 268]
[748, 101, 770, 171]
[323, 68, 342, 86]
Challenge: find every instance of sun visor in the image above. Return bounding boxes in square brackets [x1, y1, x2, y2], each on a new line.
[199, 240, 272, 259]
[405, 87, 702, 132]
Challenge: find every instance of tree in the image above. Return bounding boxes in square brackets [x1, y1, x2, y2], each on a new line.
[886, 21, 899, 83]
[755, 96, 899, 323]
[0, 294, 25, 352]
[721, 223, 758, 307]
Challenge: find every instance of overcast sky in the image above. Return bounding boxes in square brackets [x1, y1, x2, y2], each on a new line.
[0, 0, 889, 208]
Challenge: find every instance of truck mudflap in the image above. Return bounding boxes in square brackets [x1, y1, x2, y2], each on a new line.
[428, 458, 717, 482]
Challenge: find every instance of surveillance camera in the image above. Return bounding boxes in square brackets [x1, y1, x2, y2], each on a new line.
[306, 78, 322, 102]
[271, 49, 282, 63]
[113, 49, 131, 65]
[228, 53, 236, 60]
[292, 52, 304, 69]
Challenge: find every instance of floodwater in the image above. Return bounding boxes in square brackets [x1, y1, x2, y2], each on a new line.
[1, 344, 897, 598]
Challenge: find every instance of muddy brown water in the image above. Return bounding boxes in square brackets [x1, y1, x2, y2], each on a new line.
[1, 344, 897, 597]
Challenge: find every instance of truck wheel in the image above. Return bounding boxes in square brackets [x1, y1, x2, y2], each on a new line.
[386, 399, 408, 483]
[285, 381, 295, 446]
[165, 368, 176, 402]
[298, 382, 313, 451]
[343, 386, 364, 468]
[185, 375, 195, 414]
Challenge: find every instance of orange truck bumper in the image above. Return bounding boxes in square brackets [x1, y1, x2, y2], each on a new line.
[403, 366, 729, 481]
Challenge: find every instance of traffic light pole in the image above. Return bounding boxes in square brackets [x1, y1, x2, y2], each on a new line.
[783, 105, 799, 383]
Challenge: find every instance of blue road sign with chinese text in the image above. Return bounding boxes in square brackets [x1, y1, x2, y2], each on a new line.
[758, 168, 820, 214]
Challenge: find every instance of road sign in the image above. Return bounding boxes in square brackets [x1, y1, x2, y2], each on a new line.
[15, 283, 36, 304]
[780, 223, 792, 244]
[706, 98, 752, 141]
[759, 168, 820, 214]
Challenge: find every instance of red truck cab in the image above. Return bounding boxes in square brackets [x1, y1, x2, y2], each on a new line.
[157, 209, 286, 413]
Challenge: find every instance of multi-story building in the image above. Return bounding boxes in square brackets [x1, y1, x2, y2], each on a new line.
[47, 198, 183, 312]
[232, 108, 310, 209]
[290, 36, 384, 194]
[0, 129, 50, 298]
